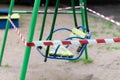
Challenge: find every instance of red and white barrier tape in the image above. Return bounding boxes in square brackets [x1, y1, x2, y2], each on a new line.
[58, 6, 82, 11]
[48, 5, 120, 26]
[26, 38, 120, 47]
[7, 6, 120, 47]
[58, 6, 120, 26]
[87, 8, 120, 26]
[8, 15, 27, 46]
[49, 6, 120, 26]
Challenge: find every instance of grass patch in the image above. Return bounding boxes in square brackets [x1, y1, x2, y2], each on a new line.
[116, 63, 120, 66]
[106, 31, 111, 34]
[4, 63, 11, 68]
[91, 31, 98, 37]
[106, 46, 112, 51]
[112, 33, 120, 37]
[106, 46, 120, 51]
[69, 57, 94, 64]
[107, 22, 114, 29]
[112, 46, 120, 50]
[116, 27, 120, 32]
[88, 44, 94, 48]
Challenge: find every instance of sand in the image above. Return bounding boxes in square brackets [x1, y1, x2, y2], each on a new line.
[0, 4, 120, 80]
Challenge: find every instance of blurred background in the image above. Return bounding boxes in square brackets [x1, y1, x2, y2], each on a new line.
[0, 0, 120, 6]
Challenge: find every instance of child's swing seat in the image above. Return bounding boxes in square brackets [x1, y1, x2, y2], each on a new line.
[36, 26, 91, 60]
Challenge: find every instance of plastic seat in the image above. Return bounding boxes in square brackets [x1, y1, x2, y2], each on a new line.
[36, 26, 91, 60]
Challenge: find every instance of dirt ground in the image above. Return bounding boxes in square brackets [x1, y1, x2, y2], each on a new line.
[0, 4, 120, 80]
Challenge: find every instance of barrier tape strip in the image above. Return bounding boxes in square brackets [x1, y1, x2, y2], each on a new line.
[26, 38, 120, 47]
[7, 6, 120, 47]
[48, 6, 120, 26]
[8, 15, 27, 46]
[87, 8, 120, 26]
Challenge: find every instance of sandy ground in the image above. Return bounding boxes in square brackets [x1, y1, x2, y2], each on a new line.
[0, 4, 120, 80]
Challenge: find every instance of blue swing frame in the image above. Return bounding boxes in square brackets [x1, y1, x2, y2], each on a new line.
[36, 26, 91, 60]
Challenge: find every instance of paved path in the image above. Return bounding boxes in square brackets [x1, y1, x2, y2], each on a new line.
[88, 4, 120, 22]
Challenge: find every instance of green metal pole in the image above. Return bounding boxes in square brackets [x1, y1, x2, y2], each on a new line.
[79, 0, 85, 27]
[71, 0, 78, 27]
[47, 0, 60, 40]
[0, 0, 15, 66]
[20, 0, 41, 80]
[83, 0, 89, 60]
[79, 0, 89, 61]
[83, 0, 89, 32]
[39, 0, 49, 40]
[44, 0, 60, 62]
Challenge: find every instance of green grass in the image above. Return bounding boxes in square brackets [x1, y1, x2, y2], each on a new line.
[106, 31, 111, 34]
[116, 63, 120, 65]
[116, 27, 120, 32]
[87, 15, 120, 53]
[112, 33, 120, 37]
[106, 46, 120, 51]
[69, 57, 94, 64]
[4, 63, 11, 68]
[88, 44, 94, 48]
[91, 31, 98, 37]
[107, 22, 114, 29]
[106, 46, 111, 51]
[112, 46, 120, 50]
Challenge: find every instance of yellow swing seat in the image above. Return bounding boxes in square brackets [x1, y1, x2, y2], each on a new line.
[49, 45, 74, 58]
[70, 28, 87, 52]
[48, 28, 87, 57]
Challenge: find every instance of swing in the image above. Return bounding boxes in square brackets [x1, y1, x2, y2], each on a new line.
[36, 26, 91, 60]
[35, 0, 91, 62]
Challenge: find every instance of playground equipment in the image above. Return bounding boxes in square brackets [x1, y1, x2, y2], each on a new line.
[36, 26, 91, 60]
[0, 0, 90, 80]
[0, 0, 120, 80]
